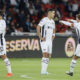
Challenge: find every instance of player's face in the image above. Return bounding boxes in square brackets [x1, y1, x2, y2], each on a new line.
[50, 11, 55, 19]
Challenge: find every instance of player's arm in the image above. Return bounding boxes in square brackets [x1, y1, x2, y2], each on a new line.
[52, 22, 56, 41]
[67, 19, 77, 23]
[37, 25, 42, 40]
[59, 20, 74, 27]
[52, 28, 56, 41]
[37, 25, 46, 41]
[37, 18, 46, 41]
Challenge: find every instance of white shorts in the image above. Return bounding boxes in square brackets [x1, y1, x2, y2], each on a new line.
[0, 37, 6, 56]
[40, 40, 52, 54]
[74, 44, 80, 57]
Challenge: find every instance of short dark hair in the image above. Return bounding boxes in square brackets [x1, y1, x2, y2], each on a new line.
[47, 8, 56, 13]
[76, 14, 80, 20]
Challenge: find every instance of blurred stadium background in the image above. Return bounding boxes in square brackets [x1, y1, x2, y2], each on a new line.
[0, 0, 80, 80]
[0, 0, 80, 34]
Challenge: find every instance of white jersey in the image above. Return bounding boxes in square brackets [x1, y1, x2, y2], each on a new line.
[38, 17, 55, 41]
[0, 19, 6, 56]
[60, 20, 80, 43]
[0, 19, 6, 36]
[73, 22, 80, 41]
[68, 20, 80, 37]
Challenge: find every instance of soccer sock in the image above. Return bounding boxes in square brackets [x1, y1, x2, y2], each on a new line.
[4, 58, 12, 73]
[41, 57, 49, 73]
[70, 59, 76, 73]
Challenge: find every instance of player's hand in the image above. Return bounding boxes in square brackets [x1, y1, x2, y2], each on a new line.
[40, 37, 46, 41]
[52, 36, 55, 41]
[59, 20, 63, 25]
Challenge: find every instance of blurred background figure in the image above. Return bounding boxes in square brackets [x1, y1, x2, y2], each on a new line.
[0, 0, 80, 35]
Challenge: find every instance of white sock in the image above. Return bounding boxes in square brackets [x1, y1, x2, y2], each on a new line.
[41, 57, 49, 73]
[4, 58, 12, 73]
[70, 59, 76, 73]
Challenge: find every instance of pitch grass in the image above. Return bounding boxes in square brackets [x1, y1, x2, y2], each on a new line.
[0, 58, 80, 80]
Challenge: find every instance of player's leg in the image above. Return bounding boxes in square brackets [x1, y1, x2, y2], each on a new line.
[66, 55, 78, 76]
[70, 55, 78, 73]
[66, 44, 80, 76]
[41, 52, 49, 74]
[0, 39, 12, 77]
[41, 41, 52, 74]
[1, 54, 12, 77]
[40, 41, 49, 74]
[48, 41, 52, 58]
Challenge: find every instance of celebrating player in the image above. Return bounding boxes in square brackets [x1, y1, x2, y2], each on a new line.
[37, 9, 56, 75]
[60, 14, 80, 76]
[0, 13, 12, 77]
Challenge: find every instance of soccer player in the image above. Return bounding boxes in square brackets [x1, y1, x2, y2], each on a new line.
[37, 9, 56, 75]
[59, 14, 80, 76]
[0, 13, 12, 77]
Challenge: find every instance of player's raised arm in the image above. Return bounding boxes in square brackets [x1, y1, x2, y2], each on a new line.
[59, 20, 74, 27]
[70, 19, 77, 23]
[66, 19, 77, 23]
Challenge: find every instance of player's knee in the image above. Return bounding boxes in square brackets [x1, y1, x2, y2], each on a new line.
[43, 53, 50, 58]
[43, 52, 48, 58]
[1, 54, 7, 60]
[73, 55, 78, 60]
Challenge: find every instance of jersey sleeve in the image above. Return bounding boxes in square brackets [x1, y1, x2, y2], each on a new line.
[73, 23, 79, 28]
[70, 19, 77, 23]
[60, 20, 72, 26]
[38, 18, 46, 27]
[60, 20, 78, 28]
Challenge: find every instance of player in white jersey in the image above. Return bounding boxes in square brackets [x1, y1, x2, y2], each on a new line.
[60, 14, 80, 76]
[0, 13, 12, 77]
[37, 9, 56, 74]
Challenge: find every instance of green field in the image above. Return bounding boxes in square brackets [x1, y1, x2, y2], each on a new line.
[0, 58, 80, 80]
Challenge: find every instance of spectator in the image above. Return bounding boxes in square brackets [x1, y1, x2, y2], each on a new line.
[18, 10, 26, 30]
[34, 0, 41, 12]
[41, 0, 49, 4]
[0, 0, 79, 34]
[6, 26, 12, 35]
[72, 0, 79, 16]
[10, 0, 18, 6]
[66, 1, 73, 16]
[62, 0, 68, 6]
[28, 1, 35, 15]
[25, 17, 31, 32]
[14, 27, 24, 36]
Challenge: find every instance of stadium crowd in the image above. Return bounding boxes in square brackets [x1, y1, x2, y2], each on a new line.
[0, 0, 80, 35]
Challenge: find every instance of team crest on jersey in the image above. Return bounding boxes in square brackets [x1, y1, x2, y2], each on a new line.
[65, 37, 76, 57]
